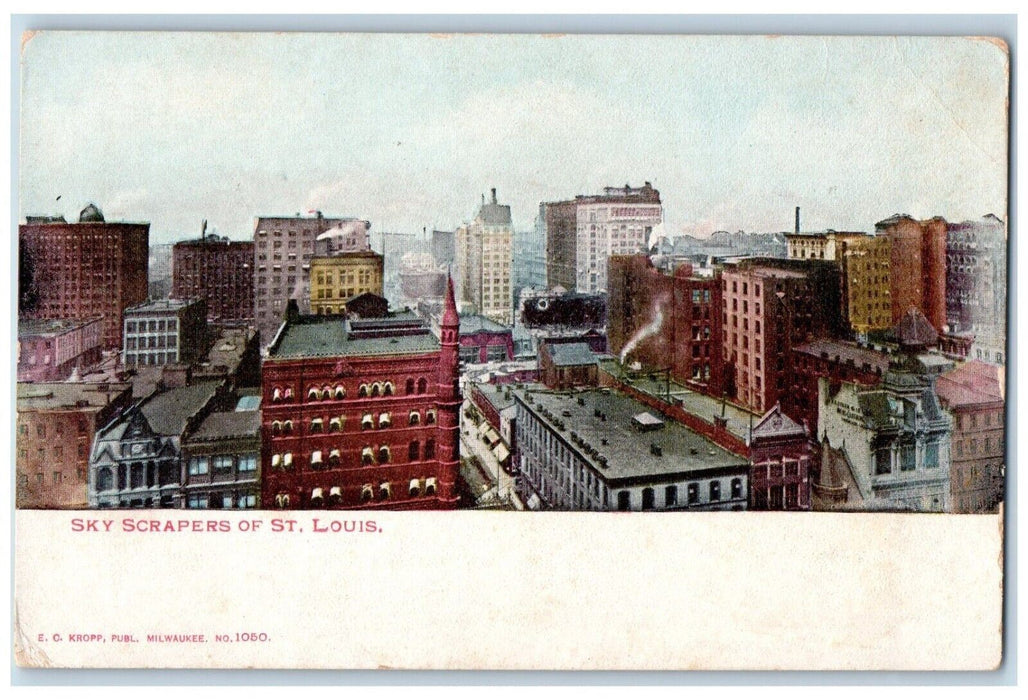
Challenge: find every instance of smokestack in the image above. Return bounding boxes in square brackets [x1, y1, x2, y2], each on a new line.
[795, 207, 801, 234]
[491, 188, 497, 204]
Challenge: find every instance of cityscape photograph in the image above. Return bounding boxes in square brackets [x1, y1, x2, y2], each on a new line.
[15, 32, 1009, 515]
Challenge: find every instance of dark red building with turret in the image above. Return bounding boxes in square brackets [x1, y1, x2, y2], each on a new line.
[259, 279, 461, 510]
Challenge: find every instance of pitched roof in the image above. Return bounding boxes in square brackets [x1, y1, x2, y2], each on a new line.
[547, 342, 596, 367]
[893, 307, 938, 348]
[936, 360, 1005, 408]
[752, 403, 806, 439]
[189, 410, 260, 441]
[139, 380, 221, 436]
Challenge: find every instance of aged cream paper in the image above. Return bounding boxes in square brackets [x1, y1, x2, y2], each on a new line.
[14, 510, 1002, 669]
[14, 31, 1008, 671]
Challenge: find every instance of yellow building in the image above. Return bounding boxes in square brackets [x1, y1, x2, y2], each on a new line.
[841, 235, 892, 335]
[786, 231, 868, 261]
[310, 252, 384, 315]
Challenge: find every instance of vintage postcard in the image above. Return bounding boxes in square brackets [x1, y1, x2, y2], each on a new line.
[12, 31, 1007, 670]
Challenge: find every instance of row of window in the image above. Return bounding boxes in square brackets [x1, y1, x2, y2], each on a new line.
[273, 477, 438, 508]
[270, 378, 432, 403]
[271, 440, 437, 470]
[126, 319, 179, 333]
[187, 455, 258, 476]
[269, 410, 437, 435]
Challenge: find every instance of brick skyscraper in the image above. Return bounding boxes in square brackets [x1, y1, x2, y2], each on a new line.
[259, 277, 461, 510]
[172, 234, 255, 323]
[19, 204, 149, 350]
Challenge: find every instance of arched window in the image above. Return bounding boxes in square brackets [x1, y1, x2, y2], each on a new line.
[425, 477, 437, 496]
[321, 385, 331, 399]
[283, 453, 293, 469]
[424, 439, 435, 460]
[97, 467, 113, 492]
[329, 486, 342, 506]
[310, 487, 324, 507]
[361, 447, 375, 466]
[272, 388, 283, 403]
[358, 384, 368, 398]
[275, 494, 291, 508]
[370, 383, 381, 398]
[360, 484, 374, 502]
[283, 387, 293, 400]
[283, 420, 293, 435]
[333, 385, 346, 400]
[417, 378, 428, 394]
[329, 416, 342, 432]
[329, 449, 341, 466]
[383, 382, 394, 396]
[307, 387, 321, 401]
[409, 479, 421, 497]
[310, 451, 323, 469]
[310, 418, 324, 433]
[409, 411, 421, 426]
[408, 441, 420, 462]
[271, 420, 282, 436]
[405, 378, 415, 395]
[378, 482, 391, 500]
[426, 410, 436, 425]
[378, 412, 391, 428]
[361, 414, 374, 431]
[378, 445, 391, 463]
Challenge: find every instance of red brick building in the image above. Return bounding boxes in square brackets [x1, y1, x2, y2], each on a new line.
[875, 214, 948, 332]
[935, 360, 1005, 513]
[260, 279, 461, 510]
[539, 341, 598, 389]
[17, 318, 104, 382]
[457, 314, 515, 365]
[748, 403, 813, 510]
[788, 339, 889, 437]
[720, 258, 843, 414]
[172, 235, 255, 323]
[16, 381, 134, 508]
[19, 204, 149, 350]
[608, 255, 723, 397]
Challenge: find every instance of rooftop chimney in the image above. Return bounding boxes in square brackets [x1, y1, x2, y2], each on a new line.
[491, 188, 497, 204]
[795, 206, 801, 234]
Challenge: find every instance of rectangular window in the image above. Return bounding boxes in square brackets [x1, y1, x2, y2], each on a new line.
[875, 448, 891, 475]
[238, 455, 257, 472]
[900, 443, 916, 471]
[709, 481, 721, 501]
[924, 442, 939, 469]
[665, 485, 678, 506]
[213, 456, 233, 472]
[188, 457, 209, 476]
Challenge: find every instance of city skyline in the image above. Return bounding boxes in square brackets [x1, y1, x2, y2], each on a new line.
[20, 33, 1008, 244]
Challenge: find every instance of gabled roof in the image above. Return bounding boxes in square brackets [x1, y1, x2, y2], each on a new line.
[751, 403, 806, 440]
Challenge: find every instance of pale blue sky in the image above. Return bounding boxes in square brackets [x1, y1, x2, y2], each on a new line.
[19, 32, 1008, 244]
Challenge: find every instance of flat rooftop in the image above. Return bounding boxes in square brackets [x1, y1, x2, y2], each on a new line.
[513, 385, 749, 484]
[125, 298, 202, 314]
[18, 318, 101, 337]
[598, 359, 757, 442]
[472, 382, 517, 414]
[269, 317, 439, 360]
[17, 382, 132, 411]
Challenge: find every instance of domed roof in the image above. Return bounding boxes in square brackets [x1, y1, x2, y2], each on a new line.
[78, 203, 105, 223]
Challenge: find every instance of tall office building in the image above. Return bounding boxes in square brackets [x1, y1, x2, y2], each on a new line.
[544, 182, 662, 293]
[172, 234, 255, 323]
[19, 204, 149, 350]
[457, 188, 513, 325]
[252, 213, 371, 347]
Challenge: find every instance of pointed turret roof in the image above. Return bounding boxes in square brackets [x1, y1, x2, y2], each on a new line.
[893, 307, 938, 349]
[441, 274, 459, 328]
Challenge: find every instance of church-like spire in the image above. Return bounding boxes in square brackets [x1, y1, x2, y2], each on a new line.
[442, 273, 459, 330]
